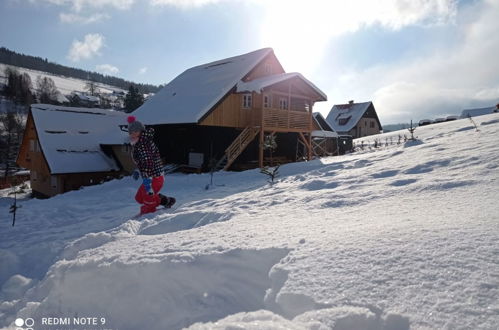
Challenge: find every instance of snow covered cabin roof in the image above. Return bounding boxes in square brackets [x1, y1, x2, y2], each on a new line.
[236, 72, 327, 101]
[133, 48, 274, 125]
[461, 106, 497, 118]
[30, 104, 128, 174]
[325, 101, 381, 133]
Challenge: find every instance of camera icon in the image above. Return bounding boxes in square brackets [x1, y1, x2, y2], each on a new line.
[15, 318, 35, 330]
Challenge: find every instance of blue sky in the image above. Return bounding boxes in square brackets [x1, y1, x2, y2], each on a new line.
[1, 0, 498, 124]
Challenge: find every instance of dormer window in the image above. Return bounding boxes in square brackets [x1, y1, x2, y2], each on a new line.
[242, 94, 252, 108]
[338, 116, 351, 125]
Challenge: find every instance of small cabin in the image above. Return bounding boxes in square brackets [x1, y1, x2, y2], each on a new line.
[326, 101, 382, 139]
[132, 48, 327, 171]
[16, 104, 129, 198]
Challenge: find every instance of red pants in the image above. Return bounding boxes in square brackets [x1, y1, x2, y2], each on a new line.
[135, 176, 164, 214]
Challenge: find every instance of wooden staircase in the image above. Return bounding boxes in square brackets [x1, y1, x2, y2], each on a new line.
[217, 126, 260, 171]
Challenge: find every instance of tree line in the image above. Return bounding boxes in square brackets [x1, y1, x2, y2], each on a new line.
[0, 47, 161, 94]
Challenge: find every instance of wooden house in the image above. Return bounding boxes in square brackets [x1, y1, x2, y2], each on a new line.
[132, 48, 327, 170]
[16, 104, 129, 198]
[326, 101, 382, 139]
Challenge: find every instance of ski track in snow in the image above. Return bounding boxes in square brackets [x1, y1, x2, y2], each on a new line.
[1, 114, 499, 330]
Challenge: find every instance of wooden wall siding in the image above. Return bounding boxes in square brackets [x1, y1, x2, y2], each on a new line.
[243, 53, 285, 82]
[17, 113, 48, 172]
[312, 119, 322, 131]
[351, 118, 381, 138]
[200, 93, 252, 128]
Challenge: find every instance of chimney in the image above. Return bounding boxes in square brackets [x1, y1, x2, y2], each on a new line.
[348, 100, 354, 105]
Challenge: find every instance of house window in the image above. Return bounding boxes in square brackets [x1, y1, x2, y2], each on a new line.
[279, 98, 288, 110]
[264, 95, 272, 108]
[242, 94, 252, 108]
[264, 63, 272, 74]
[370, 121, 375, 128]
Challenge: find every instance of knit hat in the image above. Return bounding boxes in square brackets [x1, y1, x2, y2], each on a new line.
[127, 116, 145, 133]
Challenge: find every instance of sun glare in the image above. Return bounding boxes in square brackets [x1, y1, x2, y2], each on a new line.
[259, 1, 361, 74]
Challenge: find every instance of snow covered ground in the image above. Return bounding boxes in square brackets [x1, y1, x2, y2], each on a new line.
[1, 114, 498, 330]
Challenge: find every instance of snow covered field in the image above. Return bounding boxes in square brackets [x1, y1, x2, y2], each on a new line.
[1, 114, 498, 330]
[0, 64, 126, 98]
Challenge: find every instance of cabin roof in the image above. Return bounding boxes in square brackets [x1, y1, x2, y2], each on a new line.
[326, 101, 381, 132]
[313, 112, 334, 131]
[236, 72, 327, 101]
[132, 48, 274, 125]
[30, 104, 128, 174]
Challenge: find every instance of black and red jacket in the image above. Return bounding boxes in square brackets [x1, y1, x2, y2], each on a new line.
[131, 128, 163, 178]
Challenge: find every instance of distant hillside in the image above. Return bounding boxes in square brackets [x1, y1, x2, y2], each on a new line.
[382, 123, 410, 132]
[0, 47, 160, 94]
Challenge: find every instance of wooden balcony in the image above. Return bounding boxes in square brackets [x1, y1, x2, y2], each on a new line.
[251, 108, 311, 132]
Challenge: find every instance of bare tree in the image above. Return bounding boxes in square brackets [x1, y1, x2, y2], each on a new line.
[85, 81, 99, 96]
[36, 76, 60, 104]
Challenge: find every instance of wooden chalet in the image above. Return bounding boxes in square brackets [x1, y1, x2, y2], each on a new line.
[16, 104, 129, 198]
[326, 101, 382, 139]
[132, 48, 327, 171]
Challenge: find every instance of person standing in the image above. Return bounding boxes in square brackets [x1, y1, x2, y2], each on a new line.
[127, 116, 174, 214]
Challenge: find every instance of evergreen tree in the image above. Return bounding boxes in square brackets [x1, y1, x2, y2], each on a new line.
[124, 85, 144, 112]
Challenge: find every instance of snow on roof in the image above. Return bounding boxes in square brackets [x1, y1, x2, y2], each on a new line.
[311, 130, 338, 138]
[133, 48, 274, 125]
[236, 72, 327, 101]
[326, 101, 374, 132]
[461, 106, 497, 118]
[31, 104, 128, 174]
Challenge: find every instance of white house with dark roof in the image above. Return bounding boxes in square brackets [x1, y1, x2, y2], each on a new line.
[326, 101, 382, 138]
[133, 48, 327, 170]
[17, 104, 129, 197]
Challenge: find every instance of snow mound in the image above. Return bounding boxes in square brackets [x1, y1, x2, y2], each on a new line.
[15, 248, 289, 330]
[187, 307, 410, 330]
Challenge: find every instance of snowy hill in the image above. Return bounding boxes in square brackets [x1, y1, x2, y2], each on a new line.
[0, 63, 126, 102]
[1, 114, 498, 330]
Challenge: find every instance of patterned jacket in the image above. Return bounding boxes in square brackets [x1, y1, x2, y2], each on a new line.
[131, 128, 163, 178]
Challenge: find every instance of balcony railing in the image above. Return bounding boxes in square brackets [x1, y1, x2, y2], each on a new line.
[251, 108, 311, 131]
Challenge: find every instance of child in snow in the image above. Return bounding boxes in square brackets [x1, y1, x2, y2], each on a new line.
[127, 116, 174, 214]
